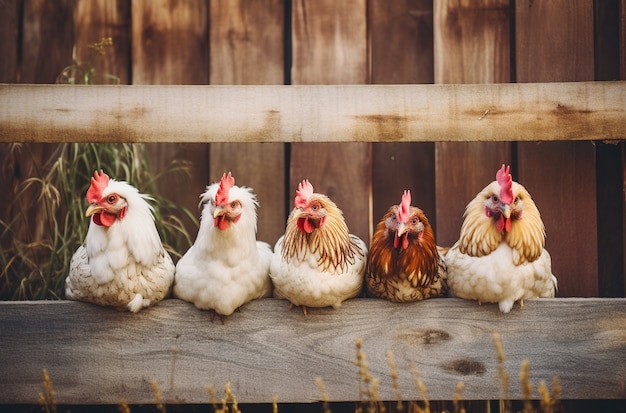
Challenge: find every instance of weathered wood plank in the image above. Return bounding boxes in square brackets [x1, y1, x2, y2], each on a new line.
[131, 0, 210, 244]
[0, 298, 624, 404]
[209, 0, 286, 247]
[0, 0, 19, 83]
[73, 0, 130, 85]
[515, 0, 598, 298]
[369, 0, 437, 234]
[433, 0, 512, 249]
[290, 0, 372, 244]
[21, 0, 74, 84]
[1, 82, 624, 144]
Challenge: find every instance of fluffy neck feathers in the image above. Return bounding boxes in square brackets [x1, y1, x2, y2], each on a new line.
[281, 196, 359, 273]
[458, 181, 545, 264]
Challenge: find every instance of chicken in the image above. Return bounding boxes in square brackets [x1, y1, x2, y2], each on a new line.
[270, 179, 367, 315]
[65, 169, 175, 312]
[445, 164, 557, 313]
[174, 172, 272, 322]
[366, 190, 447, 302]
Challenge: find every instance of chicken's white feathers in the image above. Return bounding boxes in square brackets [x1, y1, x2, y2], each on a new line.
[174, 179, 272, 317]
[65, 175, 175, 312]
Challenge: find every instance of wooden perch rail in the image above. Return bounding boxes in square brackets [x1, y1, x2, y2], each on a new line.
[1, 298, 625, 405]
[1, 82, 625, 143]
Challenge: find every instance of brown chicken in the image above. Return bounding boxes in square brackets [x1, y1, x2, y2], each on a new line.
[366, 190, 447, 302]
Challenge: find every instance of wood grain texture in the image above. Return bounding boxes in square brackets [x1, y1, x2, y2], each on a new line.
[515, 0, 597, 298]
[2, 82, 624, 144]
[21, 0, 74, 83]
[434, 0, 510, 84]
[0, 0, 19, 83]
[435, 143, 512, 248]
[433, 0, 512, 249]
[1, 298, 625, 404]
[74, 0, 131, 85]
[290, 0, 372, 244]
[369, 0, 437, 236]
[131, 0, 210, 244]
[515, 0, 594, 83]
[209, 0, 286, 247]
[291, 0, 368, 85]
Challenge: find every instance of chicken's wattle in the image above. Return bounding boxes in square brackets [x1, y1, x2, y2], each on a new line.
[393, 232, 409, 250]
[215, 215, 229, 230]
[93, 211, 116, 227]
[496, 214, 512, 233]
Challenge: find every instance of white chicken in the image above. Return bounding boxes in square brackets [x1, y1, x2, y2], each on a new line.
[270, 179, 367, 315]
[173, 172, 273, 322]
[65, 169, 175, 312]
[446, 164, 557, 313]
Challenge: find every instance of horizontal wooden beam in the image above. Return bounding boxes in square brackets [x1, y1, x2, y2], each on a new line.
[1, 298, 625, 405]
[1, 82, 624, 143]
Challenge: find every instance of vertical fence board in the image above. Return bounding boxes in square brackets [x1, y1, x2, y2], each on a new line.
[209, 0, 286, 246]
[74, 0, 131, 85]
[593, 0, 624, 298]
[515, 0, 597, 298]
[433, 0, 512, 248]
[290, 0, 371, 244]
[0, 0, 19, 82]
[21, 0, 74, 84]
[369, 0, 436, 235]
[131, 0, 210, 249]
[5, 2, 74, 258]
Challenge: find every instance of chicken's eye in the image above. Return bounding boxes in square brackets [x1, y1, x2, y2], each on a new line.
[311, 203, 319, 211]
[107, 195, 117, 204]
[230, 201, 238, 209]
[514, 196, 520, 203]
[391, 215, 397, 221]
[412, 218, 419, 225]
[492, 195, 499, 203]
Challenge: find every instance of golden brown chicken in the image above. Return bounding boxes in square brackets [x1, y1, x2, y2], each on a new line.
[270, 179, 367, 315]
[446, 165, 557, 313]
[366, 190, 447, 302]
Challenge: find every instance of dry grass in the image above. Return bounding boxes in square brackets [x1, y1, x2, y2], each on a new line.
[35, 335, 564, 413]
[0, 142, 196, 301]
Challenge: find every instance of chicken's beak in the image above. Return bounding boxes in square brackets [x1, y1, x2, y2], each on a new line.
[396, 222, 408, 237]
[500, 204, 512, 219]
[213, 205, 226, 218]
[85, 203, 104, 217]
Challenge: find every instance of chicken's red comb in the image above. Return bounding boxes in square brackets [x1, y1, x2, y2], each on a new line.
[496, 164, 513, 204]
[397, 190, 411, 223]
[216, 172, 235, 206]
[295, 179, 314, 208]
[86, 169, 109, 204]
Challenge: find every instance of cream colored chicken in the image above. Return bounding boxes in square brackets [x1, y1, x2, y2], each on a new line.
[66, 170, 175, 312]
[446, 165, 557, 313]
[174, 173, 272, 322]
[270, 179, 367, 315]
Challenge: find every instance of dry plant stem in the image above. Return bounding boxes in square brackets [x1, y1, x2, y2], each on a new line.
[316, 377, 333, 413]
[118, 400, 131, 413]
[453, 382, 466, 413]
[493, 333, 511, 413]
[151, 380, 166, 413]
[38, 368, 57, 413]
[409, 363, 430, 413]
[387, 350, 404, 412]
[520, 360, 533, 413]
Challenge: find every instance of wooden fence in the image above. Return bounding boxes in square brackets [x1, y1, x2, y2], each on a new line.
[0, 0, 625, 410]
[1, 0, 625, 299]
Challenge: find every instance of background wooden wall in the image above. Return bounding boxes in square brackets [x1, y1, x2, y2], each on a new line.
[0, 0, 624, 299]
